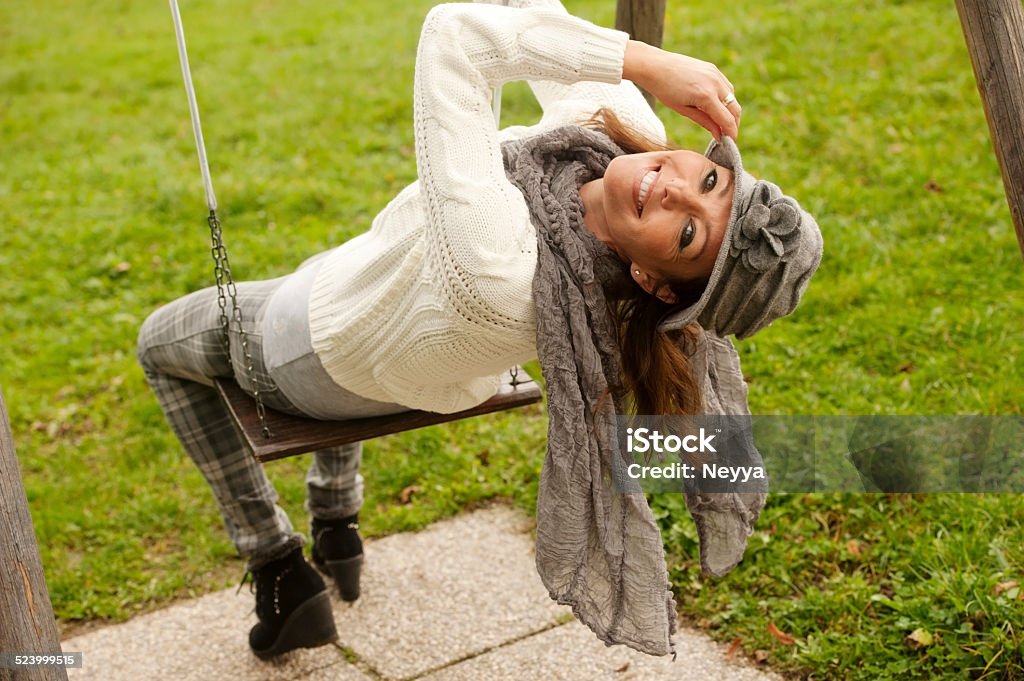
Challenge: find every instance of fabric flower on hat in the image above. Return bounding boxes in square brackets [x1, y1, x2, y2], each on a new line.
[729, 182, 804, 273]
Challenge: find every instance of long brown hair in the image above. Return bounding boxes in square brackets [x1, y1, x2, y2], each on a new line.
[583, 108, 706, 417]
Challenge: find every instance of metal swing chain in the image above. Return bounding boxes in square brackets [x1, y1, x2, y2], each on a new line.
[208, 210, 272, 438]
[170, 0, 271, 438]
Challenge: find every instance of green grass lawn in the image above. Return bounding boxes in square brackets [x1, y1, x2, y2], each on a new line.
[2, 0, 1022, 678]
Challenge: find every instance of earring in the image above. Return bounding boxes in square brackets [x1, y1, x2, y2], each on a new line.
[634, 269, 640, 276]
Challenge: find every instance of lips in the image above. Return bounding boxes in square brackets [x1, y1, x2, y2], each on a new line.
[634, 166, 660, 217]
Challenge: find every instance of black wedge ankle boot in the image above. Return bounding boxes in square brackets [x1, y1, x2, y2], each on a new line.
[242, 546, 338, 660]
[311, 513, 363, 602]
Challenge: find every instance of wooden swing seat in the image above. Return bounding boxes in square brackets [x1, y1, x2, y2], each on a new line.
[215, 367, 543, 463]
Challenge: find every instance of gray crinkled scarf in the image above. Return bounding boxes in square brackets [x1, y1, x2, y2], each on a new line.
[501, 125, 678, 658]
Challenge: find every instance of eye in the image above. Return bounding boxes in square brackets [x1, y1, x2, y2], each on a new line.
[702, 168, 718, 193]
[679, 220, 696, 250]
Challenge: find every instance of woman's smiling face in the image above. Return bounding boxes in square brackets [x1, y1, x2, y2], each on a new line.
[595, 149, 734, 299]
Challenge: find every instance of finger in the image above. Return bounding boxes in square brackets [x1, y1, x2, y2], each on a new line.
[719, 87, 742, 134]
[680, 106, 723, 141]
[725, 96, 742, 122]
[705, 95, 739, 140]
[716, 68, 738, 112]
[728, 98, 742, 138]
[720, 73, 735, 98]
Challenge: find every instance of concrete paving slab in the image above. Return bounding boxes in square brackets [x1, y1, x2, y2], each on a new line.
[330, 504, 566, 680]
[62, 586, 369, 681]
[59, 503, 783, 681]
[418, 619, 782, 681]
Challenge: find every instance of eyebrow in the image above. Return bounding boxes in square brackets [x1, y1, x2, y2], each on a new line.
[719, 166, 735, 201]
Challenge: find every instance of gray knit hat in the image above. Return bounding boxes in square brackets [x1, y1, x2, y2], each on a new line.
[657, 136, 823, 339]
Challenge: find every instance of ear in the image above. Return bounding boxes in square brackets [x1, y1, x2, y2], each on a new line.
[654, 283, 679, 305]
[631, 265, 679, 305]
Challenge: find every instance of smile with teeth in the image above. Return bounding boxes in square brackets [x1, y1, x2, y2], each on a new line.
[637, 168, 659, 216]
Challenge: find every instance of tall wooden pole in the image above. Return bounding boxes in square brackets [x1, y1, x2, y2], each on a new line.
[615, 0, 666, 107]
[955, 0, 1024, 260]
[0, 387, 68, 681]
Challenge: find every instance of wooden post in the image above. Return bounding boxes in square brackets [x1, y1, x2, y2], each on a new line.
[0, 387, 68, 681]
[955, 0, 1024, 260]
[615, 0, 666, 107]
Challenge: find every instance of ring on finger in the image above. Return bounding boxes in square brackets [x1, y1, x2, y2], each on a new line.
[722, 92, 737, 107]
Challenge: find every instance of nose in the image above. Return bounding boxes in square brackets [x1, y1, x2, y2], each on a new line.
[660, 175, 700, 211]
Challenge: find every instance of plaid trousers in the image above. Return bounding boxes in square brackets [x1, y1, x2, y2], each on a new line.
[136, 275, 366, 571]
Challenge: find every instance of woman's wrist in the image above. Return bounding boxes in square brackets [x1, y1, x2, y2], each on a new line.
[622, 40, 659, 89]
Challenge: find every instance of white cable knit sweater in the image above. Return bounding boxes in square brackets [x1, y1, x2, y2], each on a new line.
[307, 0, 665, 413]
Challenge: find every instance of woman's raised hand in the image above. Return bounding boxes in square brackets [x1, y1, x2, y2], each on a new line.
[623, 40, 741, 141]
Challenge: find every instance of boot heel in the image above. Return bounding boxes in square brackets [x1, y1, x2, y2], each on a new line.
[253, 591, 338, 660]
[325, 554, 363, 602]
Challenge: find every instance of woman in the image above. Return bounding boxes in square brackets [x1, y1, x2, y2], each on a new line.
[138, 0, 822, 661]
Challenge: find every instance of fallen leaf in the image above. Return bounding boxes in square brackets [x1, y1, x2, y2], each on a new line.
[614, 661, 630, 673]
[905, 628, 933, 649]
[726, 638, 742, 658]
[993, 580, 1020, 600]
[753, 649, 770, 663]
[767, 622, 796, 645]
[924, 179, 944, 194]
[847, 540, 862, 557]
[994, 580, 1018, 595]
[399, 485, 422, 504]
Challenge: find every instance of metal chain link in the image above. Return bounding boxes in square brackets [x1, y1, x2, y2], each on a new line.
[208, 210, 272, 438]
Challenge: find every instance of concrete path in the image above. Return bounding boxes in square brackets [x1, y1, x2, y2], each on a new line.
[62, 504, 780, 681]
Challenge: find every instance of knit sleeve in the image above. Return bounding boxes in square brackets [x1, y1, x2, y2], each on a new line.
[413, 3, 629, 325]
[473, 0, 665, 145]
